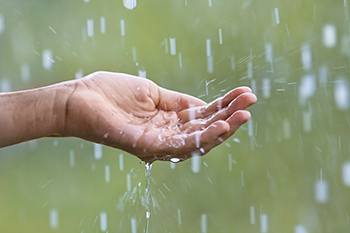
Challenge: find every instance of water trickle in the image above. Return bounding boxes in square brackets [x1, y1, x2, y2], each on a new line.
[144, 162, 153, 233]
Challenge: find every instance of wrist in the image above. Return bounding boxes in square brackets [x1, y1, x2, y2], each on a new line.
[44, 80, 76, 137]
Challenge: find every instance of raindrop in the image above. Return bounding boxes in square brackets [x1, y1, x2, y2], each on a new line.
[170, 38, 176, 55]
[295, 225, 308, 233]
[0, 14, 4, 34]
[123, 0, 137, 10]
[265, 43, 273, 63]
[191, 151, 201, 173]
[260, 214, 268, 233]
[100, 212, 107, 232]
[49, 208, 59, 229]
[201, 214, 207, 233]
[322, 24, 337, 48]
[247, 118, 254, 137]
[42, 50, 53, 70]
[126, 173, 131, 191]
[179, 52, 182, 68]
[21, 63, 30, 82]
[69, 149, 75, 167]
[87, 19, 94, 37]
[206, 39, 211, 57]
[315, 180, 328, 204]
[299, 74, 316, 105]
[334, 78, 349, 111]
[318, 65, 328, 86]
[262, 78, 271, 99]
[94, 143, 102, 160]
[105, 165, 110, 183]
[342, 162, 350, 187]
[164, 38, 169, 53]
[120, 19, 125, 36]
[195, 131, 200, 148]
[207, 56, 214, 73]
[282, 119, 291, 139]
[75, 69, 83, 79]
[119, 154, 124, 171]
[131, 217, 137, 233]
[1, 78, 11, 92]
[100, 17, 106, 34]
[250, 206, 255, 224]
[302, 110, 312, 133]
[301, 44, 312, 71]
[218, 29, 223, 44]
[274, 8, 280, 24]
[138, 69, 146, 78]
[230, 55, 235, 70]
[177, 208, 182, 225]
[132, 46, 137, 61]
[170, 158, 180, 163]
[208, 0, 212, 7]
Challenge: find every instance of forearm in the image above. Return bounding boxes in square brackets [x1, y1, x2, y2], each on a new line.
[0, 81, 75, 147]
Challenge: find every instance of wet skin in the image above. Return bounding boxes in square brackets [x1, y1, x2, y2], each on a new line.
[0, 71, 257, 163]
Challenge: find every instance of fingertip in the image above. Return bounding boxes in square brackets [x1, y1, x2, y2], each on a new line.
[214, 120, 230, 133]
[235, 86, 252, 93]
[237, 110, 251, 122]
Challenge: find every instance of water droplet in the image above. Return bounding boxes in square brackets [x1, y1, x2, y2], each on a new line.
[123, 0, 137, 10]
[170, 158, 180, 163]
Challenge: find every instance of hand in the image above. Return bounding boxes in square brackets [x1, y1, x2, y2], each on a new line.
[64, 71, 257, 163]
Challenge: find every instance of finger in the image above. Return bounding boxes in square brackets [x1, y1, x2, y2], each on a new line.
[178, 86, 252, 123]
[156, 86, 206, 112]
[180, 93, 257, 132]
[200, 110, 251, 154]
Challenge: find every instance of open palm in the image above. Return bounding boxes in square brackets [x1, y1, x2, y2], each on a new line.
[65, 71, 257, 163]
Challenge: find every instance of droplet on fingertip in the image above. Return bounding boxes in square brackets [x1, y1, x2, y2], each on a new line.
[199, 148, 205, 154]
[170, 158, 180, 163]
[218, 137, 224, 143]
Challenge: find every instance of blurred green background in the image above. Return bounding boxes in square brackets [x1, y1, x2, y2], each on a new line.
[1, 0, 350, 232]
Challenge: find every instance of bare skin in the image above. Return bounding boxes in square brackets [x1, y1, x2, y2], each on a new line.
[0, 71, 257, 163]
